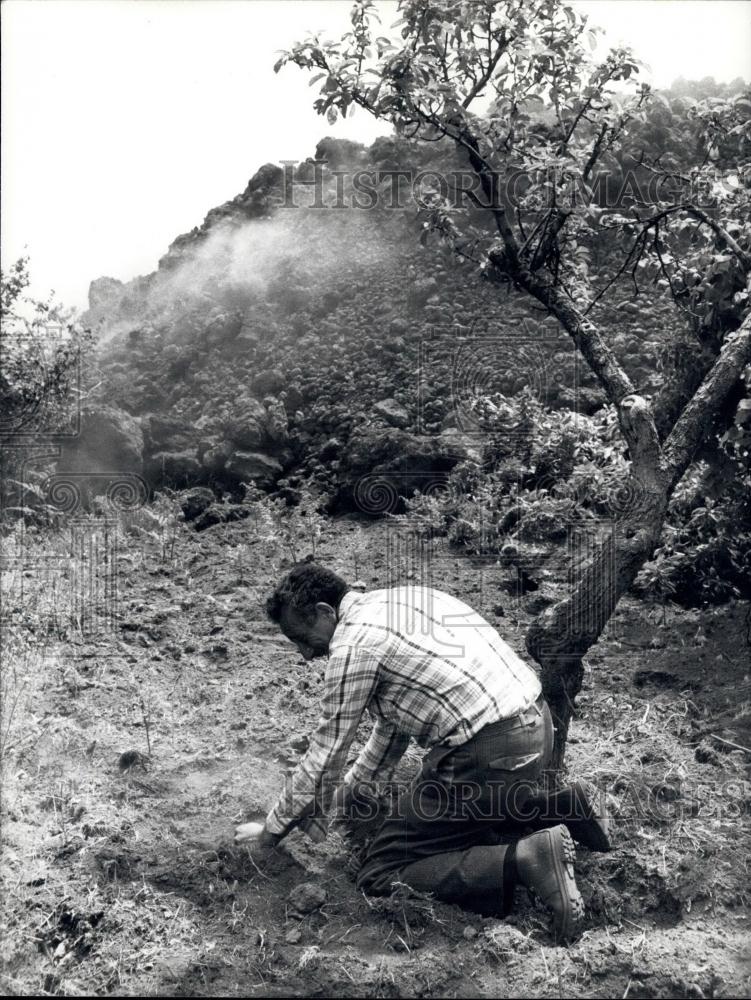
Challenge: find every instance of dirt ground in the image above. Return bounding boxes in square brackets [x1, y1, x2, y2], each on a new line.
[1, 512, 750, 998]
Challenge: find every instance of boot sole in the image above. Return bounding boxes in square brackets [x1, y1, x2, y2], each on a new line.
[549, 826, 585, 943]
[569, 781, 612, 853]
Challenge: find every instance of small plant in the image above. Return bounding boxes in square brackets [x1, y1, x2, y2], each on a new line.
[120, 492, 184, 564]
[245, 484, 326, 566]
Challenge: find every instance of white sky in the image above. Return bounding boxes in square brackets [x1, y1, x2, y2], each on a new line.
[2, 0, 750, 310]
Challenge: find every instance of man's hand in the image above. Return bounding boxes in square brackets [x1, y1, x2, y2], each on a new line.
[234, 821, 280, 848]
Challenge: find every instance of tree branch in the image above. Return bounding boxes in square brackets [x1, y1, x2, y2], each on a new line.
[662, 309, 751, 489]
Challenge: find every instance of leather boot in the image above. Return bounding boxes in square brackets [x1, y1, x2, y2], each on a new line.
[521, 780, 612, 852]
[514, 824, 584, 943]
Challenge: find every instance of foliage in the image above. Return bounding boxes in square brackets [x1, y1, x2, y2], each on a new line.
[278, 2, 750, 638]
[636, 459, 751, 607]
[1, 257, 92, 525]
[244, 483, 327, 567]
[403, 394, 625, 554]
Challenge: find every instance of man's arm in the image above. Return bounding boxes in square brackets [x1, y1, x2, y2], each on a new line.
[319, 719, 410, 829]
[263, 645, 380, 842]
[343, 717, 410, 789]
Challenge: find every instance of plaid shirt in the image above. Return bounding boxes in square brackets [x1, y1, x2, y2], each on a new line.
[264, 586, 541, 841]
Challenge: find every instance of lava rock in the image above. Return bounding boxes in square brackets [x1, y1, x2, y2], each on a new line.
[225, 451, 283, 489]
[226, 399, 267, 450]
[146, 450, 202, 487]
[252, 369, 285, 396]
[143, 414, 196, 454]
[373, 398, 410, 429]
[179, 487, 216, 522]
[201, 440, 235, 473]
[287, 883, 327, 917]
[58, 403, 144, 476]
[334, 427, 470, 515]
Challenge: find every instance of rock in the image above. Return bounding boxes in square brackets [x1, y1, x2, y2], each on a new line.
[373, 398, 410, 429]
[263, 397, 289, 446]
[58, 403, 143, 475]
[225, 451, 282, 489]
[118, 749, 148, 771]
[143, 414, 196, 454]
[146, 451, 202, 487]
[314, 137, 368, 170]
[203, 311, 243, 344]
[281, 384, 304, 412]
[523, 592, 555, 615]
[55, 404, 145, 509]
[201, 440, 234, 473]
[289, 734, 310, 754]
[226, 399, 267, 450]
[179, 487, 215, 522]
[694, 741, 721, 765]
[287, 883, 327, 917]
[193, 503, 253, 532]
[334, 427, 470, 515]
[439, 428, 483, 464]
[252, 369, 285, 396]
[617, 300, 641, 315]
[88, 276, 124, 315]
[557, 386, 607, 415]
[407, 277, 439, 310]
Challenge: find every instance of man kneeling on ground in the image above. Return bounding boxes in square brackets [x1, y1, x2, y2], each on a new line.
[235, 564, 611, 942]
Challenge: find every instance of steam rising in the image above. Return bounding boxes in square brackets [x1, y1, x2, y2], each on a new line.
[95, 204, 400, 345]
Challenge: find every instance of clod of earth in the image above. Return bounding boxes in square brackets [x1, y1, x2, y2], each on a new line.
[287, 883, 327, 917]
[118, 749, 148, 772]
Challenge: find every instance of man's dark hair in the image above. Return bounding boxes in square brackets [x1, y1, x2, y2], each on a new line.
[266, 562, 349, 624]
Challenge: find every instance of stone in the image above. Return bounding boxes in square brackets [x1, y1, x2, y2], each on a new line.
[225, 451, 282, 489]
[334, 427, 470, 515]
[201, 440, 235, 473]
[55, 404, 145, 510]
[146, 450, 202, 487]
[287, 883, 327, 917]
[263, 397, 289, 446]
[143, 414, 196, 454]
[439, 428, 483, 464]
[318, 438, 341, 461]
[226, 398, 267, 449]
[88, 276, 124, 315]
[289, 734, 310, 753]
[203, 311, 243, 344]
[193, 503, 253, 533]
[179, 487, 216, 522]
[58, 403, 144, 475]
[252, 369, 285, 396]
[373, 398, 410, 429]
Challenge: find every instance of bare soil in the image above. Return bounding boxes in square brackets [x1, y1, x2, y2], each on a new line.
[1, 514, 750, 998]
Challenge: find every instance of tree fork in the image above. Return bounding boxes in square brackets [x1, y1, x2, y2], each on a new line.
[526, 312, 751, 768]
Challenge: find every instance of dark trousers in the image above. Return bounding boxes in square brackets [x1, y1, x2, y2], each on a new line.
[357, 695, 554, 916]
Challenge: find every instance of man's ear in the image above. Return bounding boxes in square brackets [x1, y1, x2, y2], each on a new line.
[315, 602, 337, 622]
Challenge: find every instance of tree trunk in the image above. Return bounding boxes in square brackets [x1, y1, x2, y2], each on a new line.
[526, 487, 667, 768]
[518, 297, 751, 768]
